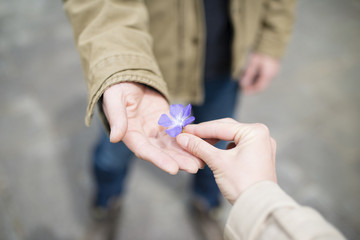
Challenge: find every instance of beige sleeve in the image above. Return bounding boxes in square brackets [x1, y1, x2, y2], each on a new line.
[63, 0, 169, 126]
[254, 0, 297, 59]
[225, 181, 346, 240]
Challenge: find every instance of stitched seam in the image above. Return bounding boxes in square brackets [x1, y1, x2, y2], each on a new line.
[89, 54, 157, 77]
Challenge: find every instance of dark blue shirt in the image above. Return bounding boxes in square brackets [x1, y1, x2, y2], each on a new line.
[203, 0, 233, 78]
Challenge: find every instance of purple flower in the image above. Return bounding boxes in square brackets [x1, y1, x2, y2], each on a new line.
[158, 104, 195, 137]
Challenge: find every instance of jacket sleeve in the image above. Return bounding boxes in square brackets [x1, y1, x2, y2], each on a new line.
[254, 0, 297, 59]
[63, 0, 169, 126]
[225, 181, 346, 240]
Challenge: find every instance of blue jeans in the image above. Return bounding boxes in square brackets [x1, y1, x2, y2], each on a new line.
[93, 74, 239, 208]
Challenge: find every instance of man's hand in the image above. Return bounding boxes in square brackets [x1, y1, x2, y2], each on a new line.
[102, 82, 203, 175]
[240, 53, 280, 94]
[176, 119, 277, 204]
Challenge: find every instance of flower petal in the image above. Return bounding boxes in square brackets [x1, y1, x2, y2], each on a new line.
[169, 104, 184, 118]
[182, 104, 192, 118]
[182, 116, 195, 127]
[158, 114, 174, 127]
[166, 126, 183, 137]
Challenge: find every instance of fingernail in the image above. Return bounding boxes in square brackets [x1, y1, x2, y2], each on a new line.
[177, 134, 189, 148]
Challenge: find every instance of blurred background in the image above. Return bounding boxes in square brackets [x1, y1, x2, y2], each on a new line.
[0, 0, 359, 239]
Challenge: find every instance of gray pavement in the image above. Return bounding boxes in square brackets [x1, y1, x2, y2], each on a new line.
[0, 0, 359, 239]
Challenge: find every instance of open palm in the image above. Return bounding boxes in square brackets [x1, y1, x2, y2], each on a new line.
[102, 82, 202, 174]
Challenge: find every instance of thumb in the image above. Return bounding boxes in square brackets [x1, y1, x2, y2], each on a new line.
[102, 92, 128, 143]
[176, 133, 219, 167]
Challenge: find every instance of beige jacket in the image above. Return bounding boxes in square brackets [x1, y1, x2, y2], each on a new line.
[225, 181, 346, 240]
[64, 0, 295, 126]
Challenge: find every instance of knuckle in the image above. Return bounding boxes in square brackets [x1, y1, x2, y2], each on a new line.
[188, 138, 213, 161]
[253, 123, 270, 135]
[188, 139, 201, 154]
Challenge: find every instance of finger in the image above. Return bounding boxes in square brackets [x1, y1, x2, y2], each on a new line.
[195, 157, 206, 170]
[179, 136, 214, 169]
[186, 118, 238, 130]
[162, 137, 201, 173]
[198, 160, 206, 169]
[248, 67, 272, 93]
[169, 146, 205, 172]
[103, 91, 128, 143]
[184, 120, 241, 142]
[184, 118, 238, 134]
[124, 132, 179, 175]
[155, 131, 204, 172]
[176, 133, 219, 166]
[247, 59, 279, 93]
[166, 151, 199, 174]
[241, 58, 259, 90]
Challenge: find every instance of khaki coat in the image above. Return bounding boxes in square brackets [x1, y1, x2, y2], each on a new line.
[64, 0, 296, 125]
[225, 181, 346, 240]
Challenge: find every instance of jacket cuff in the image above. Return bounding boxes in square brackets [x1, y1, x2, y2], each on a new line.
[254, 42, 285, 60]
[85, 68, 169, 126]
[254, 33, 288, 59]
[225, 181, 298, 240]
